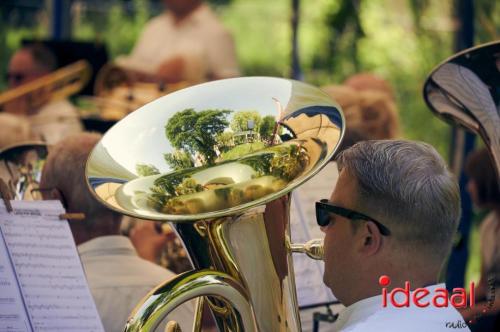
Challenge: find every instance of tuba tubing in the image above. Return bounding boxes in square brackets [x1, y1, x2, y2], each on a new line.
[124, 269, 258, 332]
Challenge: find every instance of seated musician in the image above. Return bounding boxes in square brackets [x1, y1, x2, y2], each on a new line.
[115, 0, 240, 84]
[5, 44, 82, 144]
[39, 133, 194, 332]
[320, 140, 469, 331]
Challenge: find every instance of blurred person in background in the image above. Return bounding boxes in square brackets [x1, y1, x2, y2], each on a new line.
[115, 0, 240, 84]
[462, 148, 500, 331]
[4, 44, 82, 144]
[322, 84, 400, 140]
[343, 72, 396, 102]
[40, 133, 194, 332]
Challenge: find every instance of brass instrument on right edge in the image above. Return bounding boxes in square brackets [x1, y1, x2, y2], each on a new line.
[423, 40, 500, 180]
[85, 77, 345, 331]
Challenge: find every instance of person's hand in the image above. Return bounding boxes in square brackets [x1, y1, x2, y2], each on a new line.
[129, 221, 168, 263]
[157, 56, 186, 83]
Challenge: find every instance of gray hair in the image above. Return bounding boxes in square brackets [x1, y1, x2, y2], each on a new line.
[24, 44, 58, 72]
[336, 140, 460, 263]
[40, 133, 120, 227]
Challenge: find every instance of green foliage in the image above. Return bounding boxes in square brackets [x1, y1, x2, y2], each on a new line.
[165, 108, 232, 164]
[269, 144, 308, 181]
[239, 153, 274, 178]
[259, 116, 276, 143]
[219, 0, 290, 76]
[215, 131, 235, 153]
[220, 142, 265, 160]
[320, 0, 364, 74]
[474, 0, 500, 43]
[164, 150, 194, 171]
[174, 178, 204, 196]
[230, 110, 262, 133]
[135, 163, 160, 176]
[73, 0, 150, 59]
[153, 171, 186, 197]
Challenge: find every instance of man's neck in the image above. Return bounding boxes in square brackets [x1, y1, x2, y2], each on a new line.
[344, 269, 439, 307]
[172, 2, 202, 24]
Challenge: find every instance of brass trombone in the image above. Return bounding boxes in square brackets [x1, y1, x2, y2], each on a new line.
[0, 60, 91, 112]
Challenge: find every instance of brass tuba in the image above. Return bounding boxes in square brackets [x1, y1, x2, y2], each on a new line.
[85, 77, 344, 331]
[423, 40, 500, 180]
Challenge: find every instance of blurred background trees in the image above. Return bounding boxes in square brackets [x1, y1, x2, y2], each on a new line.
[1, 0, 497, 158]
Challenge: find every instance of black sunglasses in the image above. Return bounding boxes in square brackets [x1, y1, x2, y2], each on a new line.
[6, 72, 27, 84]
[316, 199, 391, 236]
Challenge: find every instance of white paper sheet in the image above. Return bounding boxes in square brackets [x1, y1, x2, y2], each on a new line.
[0, 229, 31, 332]
[0, 201, 104, 332]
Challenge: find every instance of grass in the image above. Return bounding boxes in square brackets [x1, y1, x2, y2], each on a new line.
[220, 142, 266, 160]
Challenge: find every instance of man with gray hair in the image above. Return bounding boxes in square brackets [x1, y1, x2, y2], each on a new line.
[40, 133, 193, 332]
[319, 140, 470, 331]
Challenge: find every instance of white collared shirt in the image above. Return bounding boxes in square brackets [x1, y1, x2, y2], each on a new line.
[116, 3, 240, 82]
[332, 284, 470, 331]
[78, 235, 194, 332]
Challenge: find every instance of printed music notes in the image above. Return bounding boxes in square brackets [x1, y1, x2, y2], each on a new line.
[0, 200, 104, 332]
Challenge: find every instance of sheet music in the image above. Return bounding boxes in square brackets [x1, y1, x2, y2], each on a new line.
[0, 200, 104, 332]
[0, 229, 31, 332]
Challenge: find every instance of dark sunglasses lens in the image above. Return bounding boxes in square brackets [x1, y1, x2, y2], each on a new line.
[6, 73, 25, 83]
[316, 204, 329, 226]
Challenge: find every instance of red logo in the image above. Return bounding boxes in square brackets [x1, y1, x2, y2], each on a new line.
[379, 275, 475, 308]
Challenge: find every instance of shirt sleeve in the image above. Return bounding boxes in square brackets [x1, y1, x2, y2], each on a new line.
[114, 18, 161, 74]
[206, 29, 240, 80]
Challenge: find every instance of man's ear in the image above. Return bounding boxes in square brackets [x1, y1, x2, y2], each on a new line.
[357, 221, 383, 256]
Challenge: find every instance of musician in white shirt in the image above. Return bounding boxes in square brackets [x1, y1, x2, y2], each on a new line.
[116, 0, 240, 84]
[320, 140, 470, 331]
